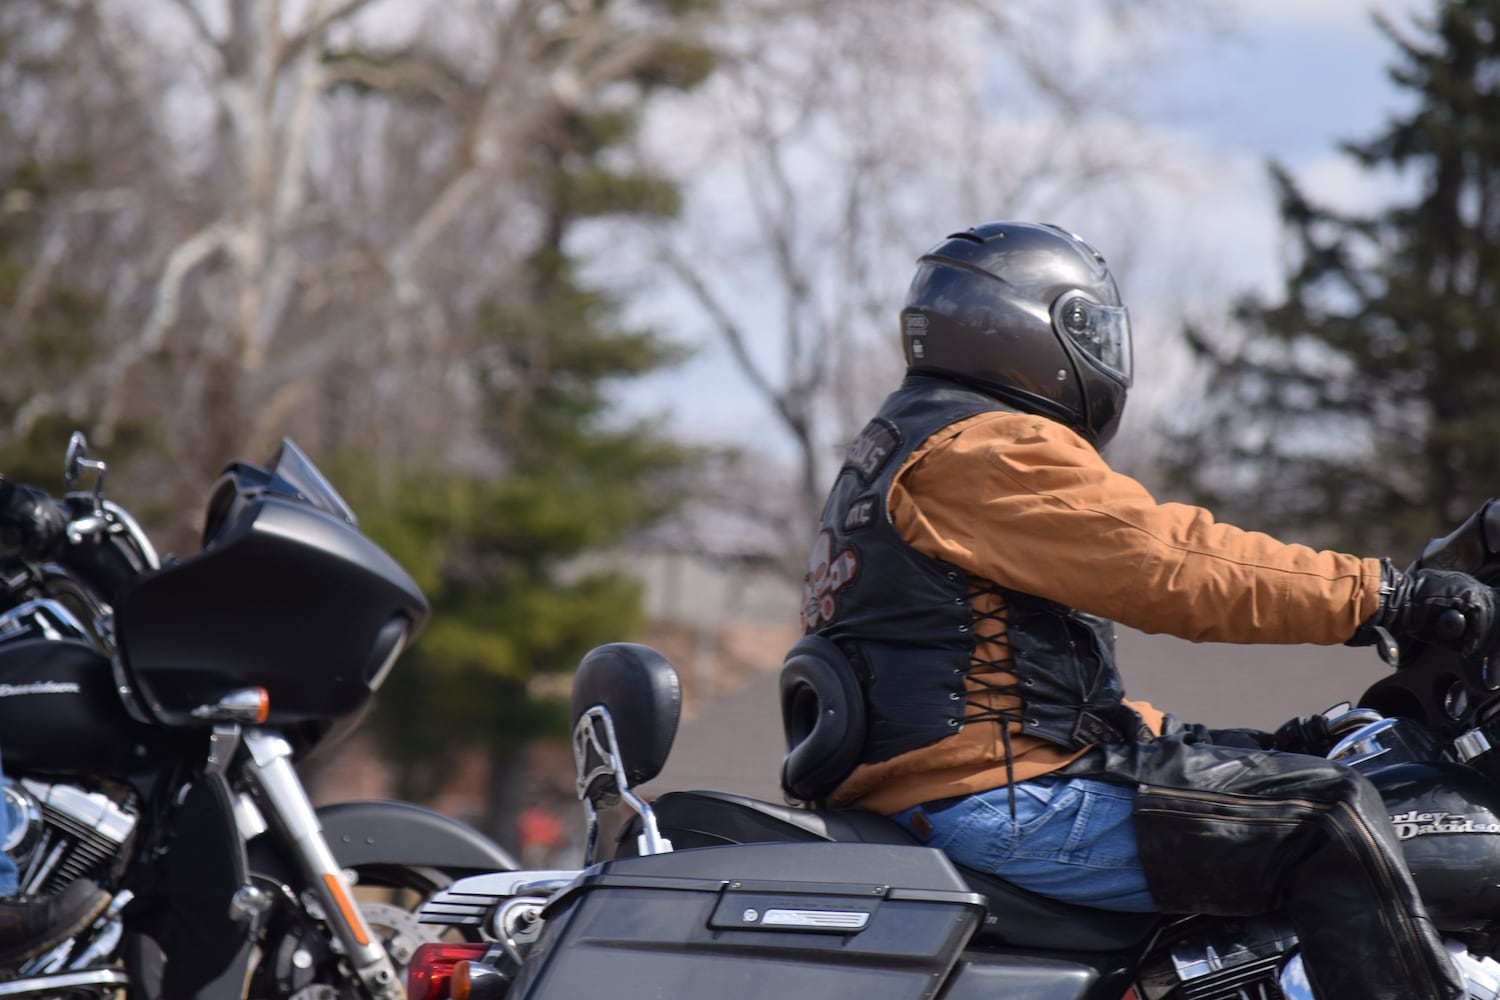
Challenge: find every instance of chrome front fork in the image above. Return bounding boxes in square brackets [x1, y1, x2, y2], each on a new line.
[240, 729, 406, 999]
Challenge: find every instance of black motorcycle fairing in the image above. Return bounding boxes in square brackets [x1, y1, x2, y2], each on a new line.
[1411, 498, 1500, 583]
[201, 439, 359, 545]
[245, 799, 517, 885]
[115, 490, 426, 730]
[617, 788, 1161, 954]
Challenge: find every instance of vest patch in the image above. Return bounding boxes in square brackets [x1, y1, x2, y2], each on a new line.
[843, 494, 878, 531]
[845, 419, 900, 484]
[802, 530, 859, 631]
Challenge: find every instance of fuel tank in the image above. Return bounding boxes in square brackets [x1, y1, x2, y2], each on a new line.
[1341, 720, 1500, 933]
[0, 636, 166, 778]
[1367, 760, 1500, 931]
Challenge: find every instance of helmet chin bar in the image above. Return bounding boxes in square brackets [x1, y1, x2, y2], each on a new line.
[571, 705, 674, 865]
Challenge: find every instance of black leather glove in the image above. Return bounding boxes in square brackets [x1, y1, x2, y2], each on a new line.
[1272, 714, 1337, 756]
[0, 477, 65, 558]
[1350, 559, 1500, 661]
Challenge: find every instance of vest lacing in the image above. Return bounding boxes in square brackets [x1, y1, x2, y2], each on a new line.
[962, 578, 1024, 816]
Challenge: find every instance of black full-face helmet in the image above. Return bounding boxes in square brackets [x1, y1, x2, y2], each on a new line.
[901, 221, 1132, 447]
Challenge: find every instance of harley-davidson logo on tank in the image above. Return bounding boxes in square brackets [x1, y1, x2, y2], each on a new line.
[1390, 810, 1500, 840]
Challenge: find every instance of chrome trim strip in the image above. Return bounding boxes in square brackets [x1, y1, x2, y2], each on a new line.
[0, 968, 131, 996]
[1455, 728, 1493, 762]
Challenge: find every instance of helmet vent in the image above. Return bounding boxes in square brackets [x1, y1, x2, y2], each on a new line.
[950, 230, 988, 244]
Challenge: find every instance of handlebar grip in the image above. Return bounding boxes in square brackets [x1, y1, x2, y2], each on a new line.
[1434, 608, 1468, 643]
[0, 476, 66, 558]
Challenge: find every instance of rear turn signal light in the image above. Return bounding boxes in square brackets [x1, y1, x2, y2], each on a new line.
[408, 942, 490, 1000]
[451, 958, 509, 1000]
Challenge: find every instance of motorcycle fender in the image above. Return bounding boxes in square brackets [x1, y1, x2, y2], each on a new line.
[317, 799, 518, 872]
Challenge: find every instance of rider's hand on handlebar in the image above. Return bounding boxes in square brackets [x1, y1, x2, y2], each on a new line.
[1272, 713, 1339, 757]
[0, 476, 66, 558]
[1350, 560, 1500, 662]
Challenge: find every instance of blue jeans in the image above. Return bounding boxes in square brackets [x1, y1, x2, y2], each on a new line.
[892, 775, 1158, 912]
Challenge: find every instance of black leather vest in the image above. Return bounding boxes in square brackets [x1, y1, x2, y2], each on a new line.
[802, 376, 1147, 766]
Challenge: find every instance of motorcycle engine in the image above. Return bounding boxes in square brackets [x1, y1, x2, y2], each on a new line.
[2, 777, 135, 895]
[1137, 919, 1500, 1000]
[1133, 917, 1298, 1000]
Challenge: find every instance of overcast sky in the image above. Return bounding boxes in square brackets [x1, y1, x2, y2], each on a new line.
[1101, 0, 1428, 463]
[615, 0, 1433, 468]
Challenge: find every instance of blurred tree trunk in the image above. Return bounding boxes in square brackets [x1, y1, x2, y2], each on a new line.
[0, 0, 728, 547]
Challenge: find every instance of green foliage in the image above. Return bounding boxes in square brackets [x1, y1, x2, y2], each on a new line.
[1168, 0, 1500, 555]
[632, 37, 717, 91]
[353, 19, 713, 818]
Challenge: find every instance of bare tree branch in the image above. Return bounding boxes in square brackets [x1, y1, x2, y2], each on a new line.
[279, 0, 379, 69]
[95, 221, 231, 438]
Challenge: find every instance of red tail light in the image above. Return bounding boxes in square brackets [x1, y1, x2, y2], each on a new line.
[408, 942, 490, 1000]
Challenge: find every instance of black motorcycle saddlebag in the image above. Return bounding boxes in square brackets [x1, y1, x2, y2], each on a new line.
[506, 841, 986, 999]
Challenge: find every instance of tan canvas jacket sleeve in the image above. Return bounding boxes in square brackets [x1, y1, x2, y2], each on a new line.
[828, 409, 1384, 815]
[891, 410, 1383, 645]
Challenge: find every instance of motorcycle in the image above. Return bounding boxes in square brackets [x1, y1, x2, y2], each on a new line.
[0, 433, 516, 998]
[410, 501, 1500, 1000]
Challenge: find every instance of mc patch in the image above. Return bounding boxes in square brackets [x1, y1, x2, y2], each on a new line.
[843, 493, 878, 532]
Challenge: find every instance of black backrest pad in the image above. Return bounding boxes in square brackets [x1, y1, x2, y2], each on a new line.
[570, 643, 682, 787]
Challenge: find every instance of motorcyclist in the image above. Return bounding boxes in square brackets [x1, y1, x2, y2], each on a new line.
[800, 220, 1481, 1000]
[0, 477, 112, 965]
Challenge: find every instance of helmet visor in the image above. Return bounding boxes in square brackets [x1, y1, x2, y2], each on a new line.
[1053, 294, 1132, 385]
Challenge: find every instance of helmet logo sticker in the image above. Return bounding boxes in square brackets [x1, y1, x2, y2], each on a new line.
[905, 313, 928, 360]
[1390, 810, 1500, 839]
[844, 419, 901, 484]
[802, 530, 858, 631]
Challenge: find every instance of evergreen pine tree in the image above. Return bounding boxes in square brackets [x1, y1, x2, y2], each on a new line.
[356, 43, 713, 851]
[1170, 0, 1500, 556]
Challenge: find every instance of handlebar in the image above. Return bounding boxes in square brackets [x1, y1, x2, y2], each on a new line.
[0, 477, 67, 559]
[0, 459, 159, 607]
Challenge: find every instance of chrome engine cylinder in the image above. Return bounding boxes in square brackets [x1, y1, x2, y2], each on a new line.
[6, 779, 135, 896]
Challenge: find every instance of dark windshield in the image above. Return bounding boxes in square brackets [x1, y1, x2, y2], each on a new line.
[268, 439, 358, 527]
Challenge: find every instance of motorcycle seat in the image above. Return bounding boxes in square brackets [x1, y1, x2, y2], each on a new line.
[629, 788, 1162, 953]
